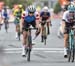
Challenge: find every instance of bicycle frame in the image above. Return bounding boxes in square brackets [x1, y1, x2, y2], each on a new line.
[69, 29, 74, 49]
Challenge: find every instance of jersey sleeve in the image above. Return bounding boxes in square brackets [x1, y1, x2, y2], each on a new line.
[62, 11, 67, 22]
[40, 12, 43, 17]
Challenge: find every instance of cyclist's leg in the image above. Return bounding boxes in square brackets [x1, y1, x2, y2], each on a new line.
[40, 22, 45, 42]
[22, 22, 29, 56]
[47, 21, 50, 34]
[64, 26, 69, 58]
[22, 30, 28, 56]
[15, 24, 19, 38]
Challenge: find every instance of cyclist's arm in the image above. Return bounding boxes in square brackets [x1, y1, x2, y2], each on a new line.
[20, 16, 24, 29]
[61, 11, 67, 32]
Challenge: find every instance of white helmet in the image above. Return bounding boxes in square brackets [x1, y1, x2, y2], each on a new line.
[28, 5, 36, 12]
[43, 6, 49, 12]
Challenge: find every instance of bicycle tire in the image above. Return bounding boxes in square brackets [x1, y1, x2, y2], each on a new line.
[44, 27, 47, 45]
[72, 46, 74, 62]
[27, 34, 32, 62]
[41, 26, 44, 42]
[27, 48, 31, 62]
[44, 37, 46, 45]
[68, 49, 71, 62]
[47, 26, 50, 35]
[4, 20, 8, 32]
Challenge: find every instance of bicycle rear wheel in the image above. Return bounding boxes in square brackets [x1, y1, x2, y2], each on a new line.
[68, 49, 71, 62]
[72, 46, 75, 62]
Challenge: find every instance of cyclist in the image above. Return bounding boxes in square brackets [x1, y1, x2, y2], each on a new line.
[61, 4, 75, 58]
[13, 5, 24, 39]
[21, 5, 40, 56]
[0, 9, 3, 30]
[35, 10, 40, 28]
[3, 6, 9, 32]
[57, 0, 72, 38]
[18, 4, 24, 15]
[40, 6, 51, 42]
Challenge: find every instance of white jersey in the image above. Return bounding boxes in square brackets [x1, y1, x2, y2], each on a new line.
[35, 11, 40, 20]
[21, 11, 28, 18]
[0, 11, 2, 18]
[62, 10, 75, 23]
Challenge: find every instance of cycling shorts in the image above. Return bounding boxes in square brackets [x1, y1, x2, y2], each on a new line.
[22, 20, 36, 31]
[64, 22, 75, 34]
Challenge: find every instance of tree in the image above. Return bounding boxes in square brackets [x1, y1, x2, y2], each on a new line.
[54, 2, 61, 14]
[0, 0, 35, 8]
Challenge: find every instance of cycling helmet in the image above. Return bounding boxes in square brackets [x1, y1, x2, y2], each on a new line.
[43, 6, 49, 12]
[27, 5, 36, 12]
[18, 4, 23, 8]
[68, 4, 75, 12]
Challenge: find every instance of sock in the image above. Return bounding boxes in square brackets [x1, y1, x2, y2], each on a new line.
[64, 47, 67, 55]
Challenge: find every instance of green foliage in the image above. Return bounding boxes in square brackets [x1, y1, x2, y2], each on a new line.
[0, 0, 34, 8]
[54, 2, 61, 14]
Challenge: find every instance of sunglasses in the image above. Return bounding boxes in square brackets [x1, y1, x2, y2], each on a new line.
[29, 12, 34, 14]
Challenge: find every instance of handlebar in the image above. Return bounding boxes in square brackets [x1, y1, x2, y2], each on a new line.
[27, 27, 38, 30]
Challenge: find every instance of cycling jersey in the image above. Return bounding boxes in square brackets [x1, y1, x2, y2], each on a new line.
[21, 11, 28, 19]
[13, 8, 24, 19]
[62, 11, 75, 23]
[35, 11, 40, 20]
[3, 9, 9, 19]
[62, 10, 75, 34]
[24, 15, 36, 23]
[40, 11, 50, 20]
[22, 11, 36, 31]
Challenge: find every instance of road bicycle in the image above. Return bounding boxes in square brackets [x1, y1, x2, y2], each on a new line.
[67, 27, 75, 62]
[25, 27, 38, 62]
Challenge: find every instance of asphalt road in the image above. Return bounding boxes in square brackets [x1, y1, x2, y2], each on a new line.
[0, 18, 75, 66]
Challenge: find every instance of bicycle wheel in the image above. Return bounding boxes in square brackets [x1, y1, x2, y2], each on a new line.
[27, 35, 32, 62]
[44, 27, 47, 45]
[72, 46, 75, 62]
[47, 26, 50, 35]
[18, 32, 20, 40]
[5, 24, 8, 32]
[27, 48, 31, 62]
[41, 26, 44, 42]
[68, 49, 71, 62]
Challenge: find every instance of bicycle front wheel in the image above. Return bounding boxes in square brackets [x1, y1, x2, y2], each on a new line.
[44, 27, 47, 45]
[27, 35, 32, 62]
[27, 48, 31, 62]
[68, 48, 71, 62]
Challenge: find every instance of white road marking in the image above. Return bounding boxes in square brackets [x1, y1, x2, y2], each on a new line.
[3, 48, 64, 51]
[3, 48, 64, 54]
